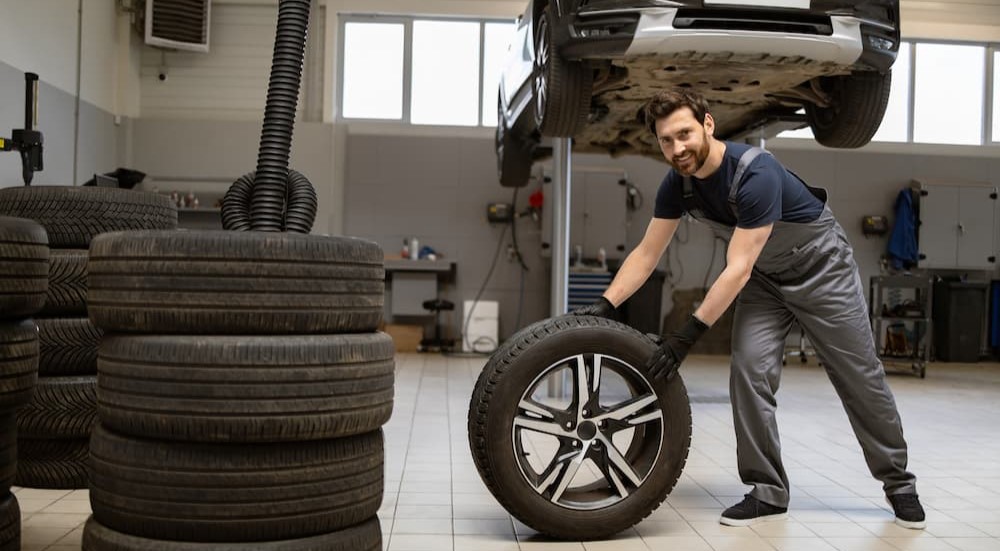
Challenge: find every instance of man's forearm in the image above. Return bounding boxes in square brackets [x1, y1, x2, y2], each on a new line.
[693, 264, 751, 326]
[602, 251, 658, 307]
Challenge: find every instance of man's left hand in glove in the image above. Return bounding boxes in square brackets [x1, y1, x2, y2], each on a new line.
[647, 314, 710, 381]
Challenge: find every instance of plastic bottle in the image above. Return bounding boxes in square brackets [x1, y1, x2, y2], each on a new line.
[411, 238, 420, 260]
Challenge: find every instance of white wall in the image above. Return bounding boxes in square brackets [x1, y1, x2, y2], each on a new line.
[0, 0, 80, 100]
[0, 0, 125, 115]
[0, 0, 123, 187]
[139, 3, 279, 120]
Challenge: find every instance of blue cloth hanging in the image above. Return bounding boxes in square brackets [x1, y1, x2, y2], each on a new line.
[887, 189, 918, 270]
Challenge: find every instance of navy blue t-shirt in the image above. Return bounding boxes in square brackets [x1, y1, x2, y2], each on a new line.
[653, 142, 824, 228]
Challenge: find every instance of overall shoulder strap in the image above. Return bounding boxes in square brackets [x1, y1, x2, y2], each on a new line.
[728, 147, 769, 216]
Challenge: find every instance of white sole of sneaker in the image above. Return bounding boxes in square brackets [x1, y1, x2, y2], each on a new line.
[884, 497, 926, 530]
[894, 517, 926, 530]
[719, 512, 788, 527]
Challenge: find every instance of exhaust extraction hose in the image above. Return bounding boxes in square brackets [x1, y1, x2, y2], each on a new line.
[222, 0, 317, 233]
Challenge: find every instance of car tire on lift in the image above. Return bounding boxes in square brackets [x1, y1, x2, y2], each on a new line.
[97, 332, 394, 442]
[533, 6, 592, 137]
[468, 315, 691, 540]
[497, 96, 535, 188]
[87, 230, 385, 335]
[82, 516, 382, 551]
[806, 70, 892, 148]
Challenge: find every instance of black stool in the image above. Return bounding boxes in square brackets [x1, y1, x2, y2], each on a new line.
[419, 299, 455, 352]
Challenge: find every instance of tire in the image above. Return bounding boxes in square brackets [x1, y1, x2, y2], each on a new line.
[42, 250, 89, 316]
[37, 318, 102, 376]
[0, 320, 39, 409]
[0, 414, 17, 492]
[15, 438, 89, 489]
[97, 333, 394, 442]
[88, 230, 385, 335]
[17, 376, 97, 439]
[82, 516, 381, 551]
[0, 216, 48, 320]
[533, 7, 592, 137]
[468, 315, 691, 540]
[0, 493, 20, 551]
[806, 70, 892, 148]
[0, 186, 177, 249]
[497, 96, 534, 188]
[89, 424, 384, 543]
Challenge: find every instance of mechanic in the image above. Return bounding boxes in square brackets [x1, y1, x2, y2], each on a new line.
[573, 88, 924, 529]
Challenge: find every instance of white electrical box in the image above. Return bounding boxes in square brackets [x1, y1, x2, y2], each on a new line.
[463, 300, 499, 353]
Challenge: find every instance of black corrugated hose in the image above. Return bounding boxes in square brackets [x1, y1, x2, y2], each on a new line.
[222, 0, 317, 233]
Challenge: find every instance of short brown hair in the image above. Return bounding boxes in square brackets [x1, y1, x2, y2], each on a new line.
[642, 89, 710, 136]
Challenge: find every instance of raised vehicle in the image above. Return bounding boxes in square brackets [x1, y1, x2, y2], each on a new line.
[497, 0, 900, 186]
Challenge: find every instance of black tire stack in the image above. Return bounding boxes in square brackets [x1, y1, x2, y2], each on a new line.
[0, 215, 50, 550]
[82, 230, 392, 550]
[0, 186, 178, 489]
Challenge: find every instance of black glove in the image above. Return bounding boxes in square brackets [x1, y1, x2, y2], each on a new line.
[647, 314, 710, 380]
[571, 296, 618, 320]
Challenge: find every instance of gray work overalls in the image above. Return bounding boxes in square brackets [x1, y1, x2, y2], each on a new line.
[682, 147, 917, 507]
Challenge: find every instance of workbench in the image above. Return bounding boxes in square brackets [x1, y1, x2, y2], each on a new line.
[384, 259, 456, 317]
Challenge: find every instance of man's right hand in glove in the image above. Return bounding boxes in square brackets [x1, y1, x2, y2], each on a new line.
[571, 296, 618, 321]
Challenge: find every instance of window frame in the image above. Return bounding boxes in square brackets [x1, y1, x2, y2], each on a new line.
[911, 39, 989, 146]
[336, 13, 515, 127]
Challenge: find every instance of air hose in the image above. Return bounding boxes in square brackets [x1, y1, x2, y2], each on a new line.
[222, 0, 317, 233]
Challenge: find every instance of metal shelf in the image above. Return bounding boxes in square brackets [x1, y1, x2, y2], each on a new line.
[869, 275, 932, 378]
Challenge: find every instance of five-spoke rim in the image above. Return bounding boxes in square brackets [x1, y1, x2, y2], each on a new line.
[511, 353, 664, 510]
[533, 16, 550, 123]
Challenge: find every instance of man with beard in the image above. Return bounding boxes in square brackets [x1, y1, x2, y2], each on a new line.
[573, 88, 924, 529]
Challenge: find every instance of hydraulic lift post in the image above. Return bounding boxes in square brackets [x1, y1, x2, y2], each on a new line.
[550, 137, 572, 318]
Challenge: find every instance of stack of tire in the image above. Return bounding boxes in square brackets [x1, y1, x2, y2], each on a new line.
[0, 186, 178, 489]
[82, 230, 393, 550]
[0, 215, 49, 550]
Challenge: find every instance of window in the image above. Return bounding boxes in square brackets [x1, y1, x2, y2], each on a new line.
[341, 22, 405, 120]
[411, 21, 481, 126]
[913, 43, 986, 145]
[339, 15, 516, 126]
[872, 42, 911, 143]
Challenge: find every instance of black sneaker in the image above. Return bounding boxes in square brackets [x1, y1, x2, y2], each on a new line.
[719, 495, 788, 527]
[887, 493, 926, 529]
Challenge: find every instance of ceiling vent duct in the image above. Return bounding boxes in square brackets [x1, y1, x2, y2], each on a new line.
[144, 0, 211, 53]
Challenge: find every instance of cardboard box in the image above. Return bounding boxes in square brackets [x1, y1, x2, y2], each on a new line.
[383, 323, 424, 353]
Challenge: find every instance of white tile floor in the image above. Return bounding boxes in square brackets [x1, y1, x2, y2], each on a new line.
[16, 353, 1000, 551]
